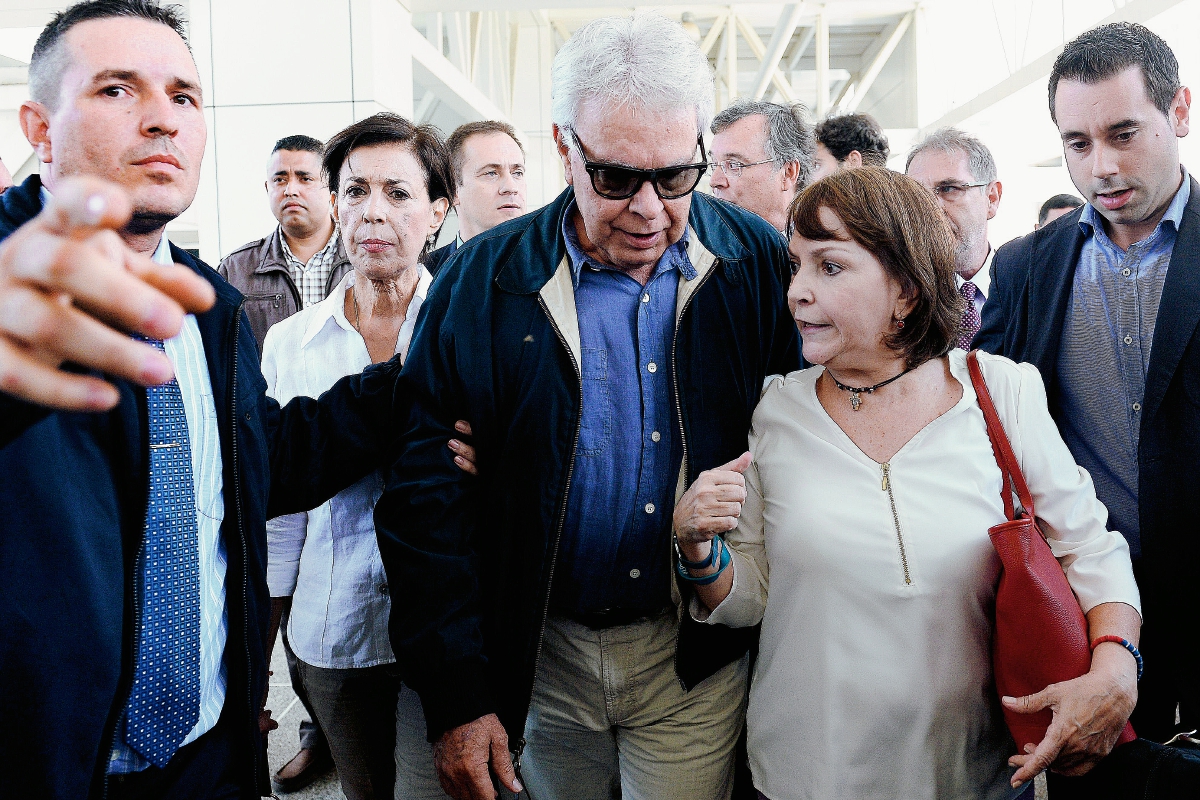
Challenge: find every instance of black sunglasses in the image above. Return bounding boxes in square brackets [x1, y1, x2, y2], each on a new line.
[569, 130, 708, 200]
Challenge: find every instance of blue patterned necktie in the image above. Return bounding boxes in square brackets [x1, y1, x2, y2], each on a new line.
[124, 337, 202, 767]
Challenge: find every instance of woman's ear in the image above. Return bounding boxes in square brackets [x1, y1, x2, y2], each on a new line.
[430, 197, 449, 233]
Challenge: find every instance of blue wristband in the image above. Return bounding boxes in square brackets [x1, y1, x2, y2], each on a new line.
[1092, 636, 1144, 682]
[676, 536, 731, 585]
[675, 536, 719, 570]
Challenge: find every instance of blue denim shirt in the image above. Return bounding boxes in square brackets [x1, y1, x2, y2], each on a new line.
[1056, 168, 1190, 559]
[554, 203, 696, 615]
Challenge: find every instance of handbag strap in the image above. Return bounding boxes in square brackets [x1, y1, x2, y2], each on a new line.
[966, 350, 1035, 522]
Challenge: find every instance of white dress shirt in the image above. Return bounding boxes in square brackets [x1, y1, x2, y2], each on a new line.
[700, 350, 1140, 800]
[110, 234, 228, 771]
[261, 266, 431, 668]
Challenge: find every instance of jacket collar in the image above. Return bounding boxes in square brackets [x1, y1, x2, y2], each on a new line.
[1145, 173, 1200, 421]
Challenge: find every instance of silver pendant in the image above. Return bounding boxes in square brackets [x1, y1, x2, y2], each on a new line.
[849, 391, 862, 411]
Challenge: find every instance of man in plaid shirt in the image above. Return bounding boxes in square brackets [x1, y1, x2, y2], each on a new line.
[218, 134, 352, 355]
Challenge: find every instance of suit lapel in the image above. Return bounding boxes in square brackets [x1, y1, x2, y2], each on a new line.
[1026, 216, 1086, 406]
[1144, 178, 1200, 421]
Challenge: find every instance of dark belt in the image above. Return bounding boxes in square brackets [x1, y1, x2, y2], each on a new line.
[562, 605, 670, 631]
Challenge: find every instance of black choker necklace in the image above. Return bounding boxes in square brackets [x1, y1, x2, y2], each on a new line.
[826, 366, 914, 411]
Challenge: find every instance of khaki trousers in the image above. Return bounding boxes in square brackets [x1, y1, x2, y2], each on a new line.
[520, 610, 748, 800]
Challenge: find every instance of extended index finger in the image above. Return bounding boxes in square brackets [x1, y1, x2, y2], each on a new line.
[37, 176, 133, 239]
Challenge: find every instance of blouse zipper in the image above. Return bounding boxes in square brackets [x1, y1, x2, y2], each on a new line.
[880, 462, 912, 586]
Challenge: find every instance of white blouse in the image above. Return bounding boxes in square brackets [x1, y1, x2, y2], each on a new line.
[262, 267, 432, 669]
[701, 350, 1140, 800]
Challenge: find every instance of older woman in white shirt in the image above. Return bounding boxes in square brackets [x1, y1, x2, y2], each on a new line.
[674, 167, 1141, 800]
[262, 113, 470, 800]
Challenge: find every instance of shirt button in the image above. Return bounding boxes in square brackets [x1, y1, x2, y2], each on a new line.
[642, 293, 650, 303]
[1132, 402, 1142, 412]
[1124, 335, 1133, 345]
[629, 569, 641, 579]
[379, 583, 389, 595]
[644, 503, 655, 514]
[1122, 267, 1131, 276]
[647, 362, 657, 373]
[651, 431, 661, 442]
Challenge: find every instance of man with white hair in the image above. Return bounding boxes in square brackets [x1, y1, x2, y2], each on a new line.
[375, 14, 799, 800]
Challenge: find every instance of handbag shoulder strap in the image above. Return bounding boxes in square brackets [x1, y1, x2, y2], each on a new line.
[966, 350, 1035, 521]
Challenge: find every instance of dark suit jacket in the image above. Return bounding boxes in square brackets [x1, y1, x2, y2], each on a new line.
[975, 178, 1200, 721]
[422, 238, 459, 277]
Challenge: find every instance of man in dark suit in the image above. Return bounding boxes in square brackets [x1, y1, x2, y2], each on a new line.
[976, 21, 1199, 791]
[423, 120, 526, 275]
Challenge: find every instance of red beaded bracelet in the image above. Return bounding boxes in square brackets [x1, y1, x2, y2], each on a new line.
[1091, 635, 1143, 682]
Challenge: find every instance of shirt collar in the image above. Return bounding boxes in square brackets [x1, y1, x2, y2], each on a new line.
[281, 223, 339, 268]
[955, 246, 992, 299]
[300, 264, 433, 352]
[560, 198, 696, 288]
[1079, 165, 1191, 244]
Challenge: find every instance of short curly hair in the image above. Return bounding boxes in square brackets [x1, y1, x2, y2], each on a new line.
[789, 167, 963, 367]
[814, 113, 890, 168]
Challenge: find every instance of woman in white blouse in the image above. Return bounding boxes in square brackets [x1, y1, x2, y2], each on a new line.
[261, 114, 472, 800]
[674, 168, 1142, 800]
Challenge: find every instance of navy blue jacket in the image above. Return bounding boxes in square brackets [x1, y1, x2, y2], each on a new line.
[376, 188, 801, 744]
[0, 176, 393, 799]
[976, 179, 1200, 738]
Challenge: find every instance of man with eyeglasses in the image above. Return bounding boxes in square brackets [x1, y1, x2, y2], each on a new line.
[708, 99, 815, 238]
[374, 14, 799, 800]
[905, 127, 1003, 348]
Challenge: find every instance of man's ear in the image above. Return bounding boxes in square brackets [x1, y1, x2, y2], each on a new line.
[781, 160, 801, 193]
[986, 180, 1003, 220]
[19, 101, 54, 165]
[553, 124, 575, 186]
[844, 150, 864, 169]
[1171, 85, 1191, 138]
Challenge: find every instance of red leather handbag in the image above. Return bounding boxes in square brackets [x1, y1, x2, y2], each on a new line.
[967, 350, 1135, 751]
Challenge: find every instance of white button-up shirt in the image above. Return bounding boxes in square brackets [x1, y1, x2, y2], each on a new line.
[261, 266, 431, 668]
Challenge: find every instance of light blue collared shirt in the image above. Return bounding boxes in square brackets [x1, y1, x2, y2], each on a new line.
[109, 233, 229, 772]
[1055, 167, 1190, 559]
[554, 202, 695, 615]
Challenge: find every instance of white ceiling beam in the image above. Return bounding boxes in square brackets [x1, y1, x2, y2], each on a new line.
[788, 26, 816, 71]
[409, 26, 526, 136]
[734, 14, 795, 102]
[751, 3, 806, 100]
[814, 7, 829, 117]
[725, 8, 739, 103]
[919, 0, 1184, 133]
[841, 11, 912, 112]
[699, 13, 728, 57]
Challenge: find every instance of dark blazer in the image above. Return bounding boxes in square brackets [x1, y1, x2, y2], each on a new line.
[0, 175, 396, 799]
[975, 178, 1200, 732]
[422, 238, 459, 277]
[0, 176, 273, 799]
[376, 188, 801, 744]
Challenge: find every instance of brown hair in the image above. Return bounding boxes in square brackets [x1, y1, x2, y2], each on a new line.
[789, 167, 963, 367]
[446, 120, 524, 187]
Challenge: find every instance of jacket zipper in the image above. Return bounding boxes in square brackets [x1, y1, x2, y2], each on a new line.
[227, 302, 262, 791]
[880, 463, 912, 586]
[99, 409, 150, 800]
[668, 259, 719, 689]
[516, 296, 584, 780]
